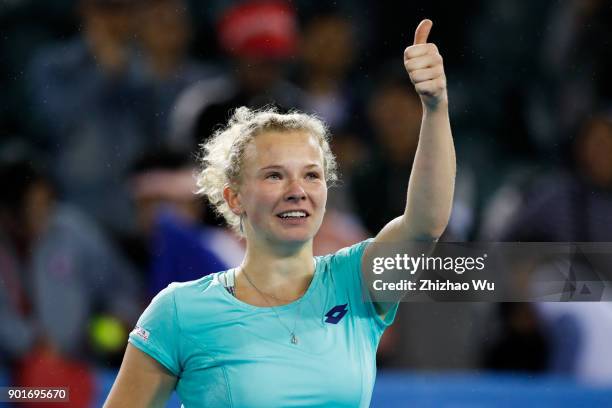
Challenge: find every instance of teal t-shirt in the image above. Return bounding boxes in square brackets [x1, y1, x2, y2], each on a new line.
[128, 240, 398, 407]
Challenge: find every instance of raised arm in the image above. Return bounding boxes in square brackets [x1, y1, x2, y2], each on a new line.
[104, 344, 176, 408]
[362, 20, 455, 315]
[372, 19, 455, 244]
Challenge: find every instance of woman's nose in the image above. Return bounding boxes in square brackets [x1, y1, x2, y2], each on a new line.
[284, 179, 306, 202]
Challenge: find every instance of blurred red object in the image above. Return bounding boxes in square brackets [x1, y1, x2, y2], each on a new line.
[218, 0, 297, 59]
[15, 346, 94, 408]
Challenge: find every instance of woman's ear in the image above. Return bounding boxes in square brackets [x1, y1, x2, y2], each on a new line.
[223, 184, 242, 215]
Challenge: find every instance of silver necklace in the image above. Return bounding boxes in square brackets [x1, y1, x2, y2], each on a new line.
[240, 267, 304, 345]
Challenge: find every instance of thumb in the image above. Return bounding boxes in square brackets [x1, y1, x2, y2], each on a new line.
[413, 19, 433, 45]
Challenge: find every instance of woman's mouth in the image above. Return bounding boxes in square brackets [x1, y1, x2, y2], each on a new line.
[276, 210, 310, 224]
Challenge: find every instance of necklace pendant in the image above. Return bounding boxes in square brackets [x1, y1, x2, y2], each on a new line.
[290, 333, 298, 345]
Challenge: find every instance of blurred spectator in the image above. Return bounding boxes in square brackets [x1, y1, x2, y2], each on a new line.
[24, 0, 215, 236]
[299, 13, 360, 133]
[26, 0, 154, 234]
[169, 0, 305, 150]
[481, 112, 612, 380]
[125, 149, 243, 298]
[497, 113, 612, 243]
[137, 0, 193, 81]
[349, 67, 425, 236]
[0, 156, 141, 360]
[135, 0, 219, 140]
[538, 0, 612, 146]
[0, 155, 141, 404]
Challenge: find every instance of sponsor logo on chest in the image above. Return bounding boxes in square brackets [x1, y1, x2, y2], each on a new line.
[324, 303, 348, 324]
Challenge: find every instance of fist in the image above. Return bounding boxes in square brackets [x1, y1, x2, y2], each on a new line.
[404, 19, 448, 109]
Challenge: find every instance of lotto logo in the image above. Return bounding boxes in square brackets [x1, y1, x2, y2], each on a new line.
[324, 304, 348, 324]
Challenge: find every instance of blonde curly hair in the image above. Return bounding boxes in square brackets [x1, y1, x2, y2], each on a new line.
[196, 106, 338, 235]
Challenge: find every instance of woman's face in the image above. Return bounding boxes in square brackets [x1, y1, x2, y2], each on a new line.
[237, 130, 328, 246]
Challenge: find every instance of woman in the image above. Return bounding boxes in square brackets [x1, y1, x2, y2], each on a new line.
[105, 19, 455, 407]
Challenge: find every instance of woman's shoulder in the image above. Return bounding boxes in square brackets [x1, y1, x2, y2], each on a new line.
[142, 271, 235, 334]
[153, 272, 227, 305]
[315, 239, 374, 267]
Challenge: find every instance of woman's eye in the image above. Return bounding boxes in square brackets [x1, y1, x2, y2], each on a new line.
[306, 172, 320, 180]
[266, 173, 282, 180]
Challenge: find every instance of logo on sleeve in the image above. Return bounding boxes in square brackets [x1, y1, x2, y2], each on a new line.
[132, 326, 150, 341]
[324, 304, 348, 324]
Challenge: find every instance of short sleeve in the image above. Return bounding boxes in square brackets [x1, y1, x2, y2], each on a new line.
[128, 284, 181, 376]
[326, 239, 399, 331]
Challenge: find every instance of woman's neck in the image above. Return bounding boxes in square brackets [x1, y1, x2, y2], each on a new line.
[237, 238, 315, 302]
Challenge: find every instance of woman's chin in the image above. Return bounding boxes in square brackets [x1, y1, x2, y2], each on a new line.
[279, 232, 313, 245]
[269, 227, 315, 246]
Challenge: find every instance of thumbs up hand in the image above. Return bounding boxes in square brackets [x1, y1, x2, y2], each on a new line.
[404, 19, 448, 110]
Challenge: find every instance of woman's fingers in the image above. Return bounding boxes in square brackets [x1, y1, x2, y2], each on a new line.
[404, 43, 438, 60]
[403, 53, 443, 72]
[408, 65, 445, 84]
[414, 77, 447, 97]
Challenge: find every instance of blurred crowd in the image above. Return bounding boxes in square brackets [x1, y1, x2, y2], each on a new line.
[1, 0, 612, 404]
